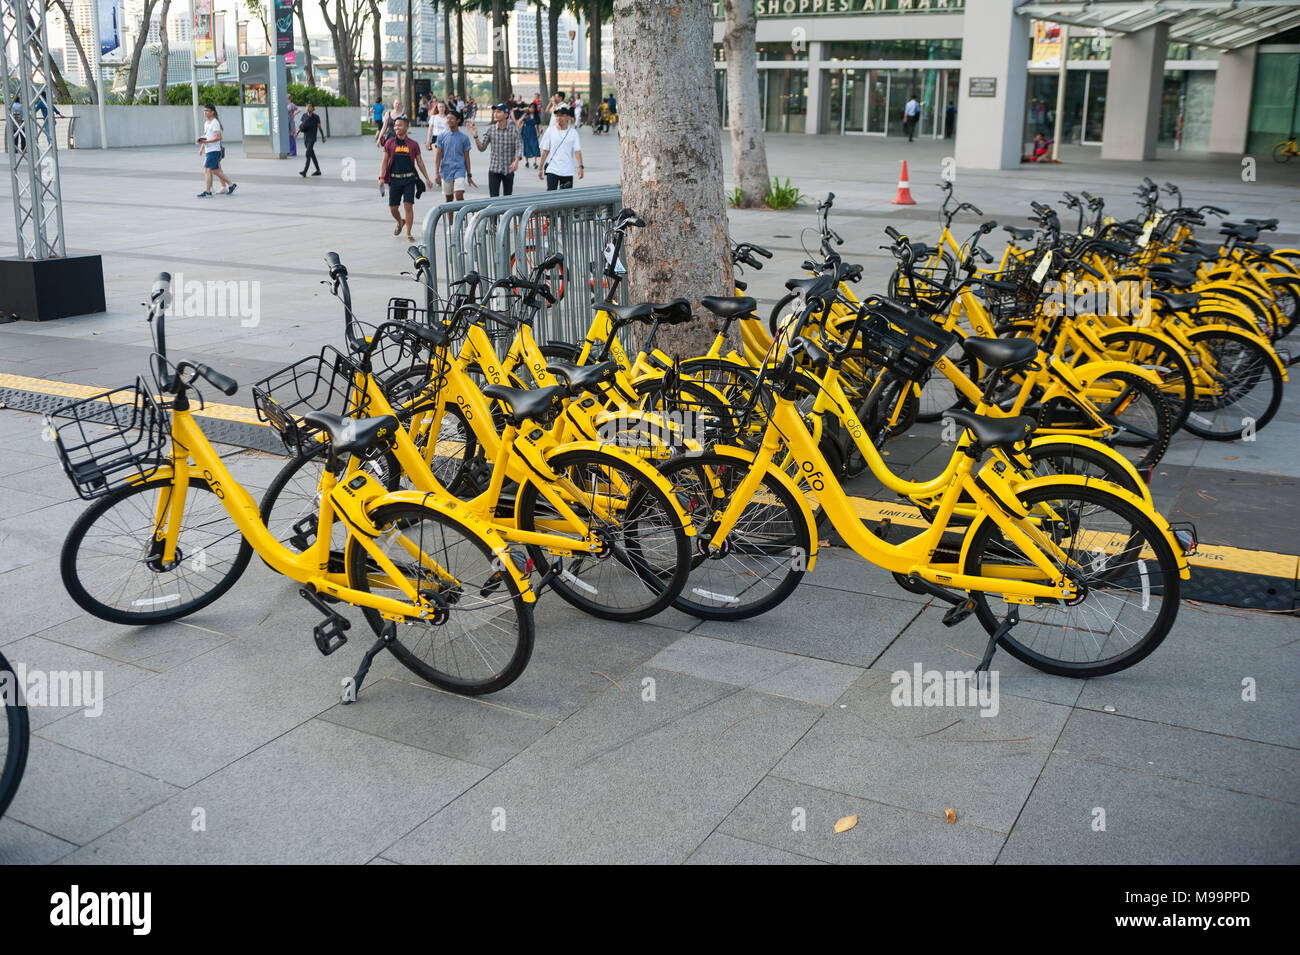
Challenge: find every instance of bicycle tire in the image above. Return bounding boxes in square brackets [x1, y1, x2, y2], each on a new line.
[963, 482, 1180, 677]
[1272, 141, 1295, 164]
[516, 448, 691, 622]
[346, 501, 535, 695]
[61, 476, 254, 625]
[657, 451, 812, 620]
[0, 649, 29, 820]
[1095, 329, 1194, 432]
[1040, 370, 1172, 471]
[1181, 327, 1283, 440]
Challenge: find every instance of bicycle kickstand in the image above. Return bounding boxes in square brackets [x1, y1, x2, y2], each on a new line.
[343, 621, 397, 705]
[976, 605, 1019, 673]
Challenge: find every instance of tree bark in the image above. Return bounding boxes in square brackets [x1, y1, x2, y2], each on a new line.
[456, 5, 466, 97]
[405, 0, 414, 113]
[367, 0, 383, 102]
[547, 0, 560, 94]
[295, 1, 317, 87]
[535, 4, 547, 101]
[613, 0, 733, 357]
[53, 0, 96, 104]
[723, 0, 769, 207]
[587, 1, 600, 114]
[491, 0, 504, 101]
[443, 2, 454, 98]
[124, 0, 161, 103]
[157, 0, 172, 105]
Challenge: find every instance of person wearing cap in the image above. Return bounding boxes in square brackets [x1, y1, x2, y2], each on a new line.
[468, 103, 523, 197]
[433, 109, 475, 202]
[538, 105, 583, 191]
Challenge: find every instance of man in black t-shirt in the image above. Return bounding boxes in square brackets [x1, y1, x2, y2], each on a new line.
[297, 102, 324, 177]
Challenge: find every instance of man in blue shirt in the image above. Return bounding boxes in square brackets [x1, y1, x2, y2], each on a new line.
[433, 110, 475, 202]
[372, 99, 384, 126]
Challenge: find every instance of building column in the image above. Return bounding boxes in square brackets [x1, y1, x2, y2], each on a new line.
[806, 41, 823, 134]
[1208, 44, 1257, 154]
[953, 0, 1030, 170]
[1100, 22, 1170, 160]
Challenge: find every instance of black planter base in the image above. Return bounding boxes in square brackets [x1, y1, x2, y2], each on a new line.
[0, 255, 107, 322]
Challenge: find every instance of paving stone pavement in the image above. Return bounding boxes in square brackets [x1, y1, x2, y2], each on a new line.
[0, 135, 1296, 863]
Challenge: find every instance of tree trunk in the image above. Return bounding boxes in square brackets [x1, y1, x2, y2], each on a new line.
[456, 6, 466, 97]
[295, 1, 316, 87]
[502, 10, 512, 99]
[547, 0, 560, 94]
[157, 0, 172, 105]
[723, 0, 768, 207]
[124, 0, 160, 103]
[613, 0, 733, 357]
[53, 0, 96, 104]
[535, 4, 547, 101]
[405, 0, 414, 113]
[491, 0, 504, 101]
[587, 1, 600, 113]
[443, 2, 454, 98]
[368, 0, 383, 103]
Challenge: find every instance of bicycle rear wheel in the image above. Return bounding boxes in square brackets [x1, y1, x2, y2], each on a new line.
[0, 649, 29, 820]
[963, 482, 1180, 677]
[61, 476, 254, 625]
[1040, 370, 1171, 471]
[346, 502, 534, 695]
[516, 449, 691, 621]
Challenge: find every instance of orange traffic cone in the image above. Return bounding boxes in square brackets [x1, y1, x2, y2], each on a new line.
[891, 160, 916, 205]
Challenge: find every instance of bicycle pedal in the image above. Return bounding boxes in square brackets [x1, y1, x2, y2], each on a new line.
[875, 518, 892, 542]
[299, 587, 351, 655]
[288, 515, 318, 552]
[942, 599, 977, 628]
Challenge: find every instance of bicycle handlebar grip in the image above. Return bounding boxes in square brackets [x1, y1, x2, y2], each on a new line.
[753, 244, 773, 258]
[151, 273, 172, 301]
[537, 250, 565, 271]
[1030, 201, 1048, 214]
[979, 220, 997, 235]
[194, 363, 238, 396]
[968, 203, 984, 216]
[324, 252, 347, 278]
[406, 245, 426, 263]
[884, 225, 902, 240]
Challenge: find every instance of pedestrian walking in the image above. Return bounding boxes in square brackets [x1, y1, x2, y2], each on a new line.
[538, 106, 582, 190]
[379, 117, 433, 241]
[426, 100, 450, 148]
[417, 94, 430, 127]
[371, 98, 385, 127]
[375, 99, 404, 148]
[286, 93, 299, 157]
[433, 110, 475, 202]
[195, 104, 236, 198]
[903, 92, 921, 142]
[468, 103, 523, 197]
[297, 102, 324, 177]
[8, 94, 23, 153]
[520, 102, 541, 168]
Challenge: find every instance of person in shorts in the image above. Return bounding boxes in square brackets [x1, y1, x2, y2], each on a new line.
[433, 109, 475, 202]
[379, 117, 433, 240]
[196, 104, 235, 197]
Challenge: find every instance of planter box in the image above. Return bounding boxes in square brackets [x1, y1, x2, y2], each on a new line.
[0, 256, 106, 322]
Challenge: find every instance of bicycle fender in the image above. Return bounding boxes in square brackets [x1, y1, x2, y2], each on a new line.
[1071, 359, 1165, 390]
[957, 474, 1189, 581]
[693, 443, 818, 571]
[538, 440, 697, 537]
[1022, 435, 1154, 508]
[1189, 323, 1289, 378]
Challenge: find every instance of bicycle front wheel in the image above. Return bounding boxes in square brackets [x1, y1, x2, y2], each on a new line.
[516, 449, 690, 622]
[658, 451, 811, 620]
[346, 502, 534, 695]
[61, 476, 253, 625]
[963, 482, 1181, 677]
[1182, 328, 1284, 440]
[0, 649, 29, 820]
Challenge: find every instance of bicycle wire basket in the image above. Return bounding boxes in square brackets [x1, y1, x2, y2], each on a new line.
[252, 345, 370, 457]
[983, 247, 1052, 319]
[854, 307, 959, 384]
[50, 378, 170, 501]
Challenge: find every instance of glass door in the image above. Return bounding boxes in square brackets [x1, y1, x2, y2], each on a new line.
[844, 69, 867, 133]
[866, 69, 888, 134]
[1082, 71, 1106, 143]
[821, 69, 844, 134]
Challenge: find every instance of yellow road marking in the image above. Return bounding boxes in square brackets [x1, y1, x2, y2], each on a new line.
[0, 372, 266, 427]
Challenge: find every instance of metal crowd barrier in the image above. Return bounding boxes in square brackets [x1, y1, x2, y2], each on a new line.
[420, 186, 628, 348]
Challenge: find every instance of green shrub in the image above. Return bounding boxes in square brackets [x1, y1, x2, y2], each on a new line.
[726, 186, 744, 208]
[765, 177, 805, 210]
[165, 83, 239, 106]
[287, 84, 349, 108]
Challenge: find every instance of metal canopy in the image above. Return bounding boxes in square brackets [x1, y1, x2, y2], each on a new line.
[1015, 1, 1300, 51]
